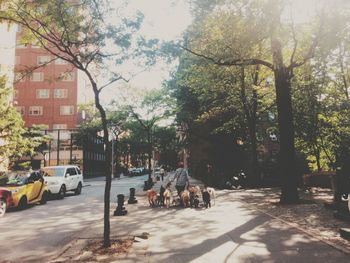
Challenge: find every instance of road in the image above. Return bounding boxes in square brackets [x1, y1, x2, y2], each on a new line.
[0, 174, 148, 263]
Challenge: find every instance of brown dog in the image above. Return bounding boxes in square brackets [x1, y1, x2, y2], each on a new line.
[147, 189, 158, 207]
[181, 190, 190, 207]
[163, 188, 172, 208]
[188, 185, 201, 195]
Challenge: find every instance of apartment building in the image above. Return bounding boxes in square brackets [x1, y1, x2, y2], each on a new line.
[13, 25, 78, 130]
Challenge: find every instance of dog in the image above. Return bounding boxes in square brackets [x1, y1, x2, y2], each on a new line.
[189, 189, 200, 208]
[180, 190, 190, 207]
[163, 188, 172, 208]
[190, 191, 200, 208]
[207, 187, 216, 205]
[188, 185, 201, 195]
[147, 189, 158, 207]
[188, 185, 201, 208]
[202, 189, 211, 208]
[158, 186, 166, 206]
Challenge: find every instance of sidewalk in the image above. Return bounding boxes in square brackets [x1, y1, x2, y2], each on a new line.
[51, 177, 350, 263]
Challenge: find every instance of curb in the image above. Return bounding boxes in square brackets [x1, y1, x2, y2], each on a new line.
[48, 216, 105, 262]
[240, 200, 350, 255]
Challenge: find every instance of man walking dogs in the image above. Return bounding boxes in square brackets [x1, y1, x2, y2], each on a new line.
[174, 162, 189, 198]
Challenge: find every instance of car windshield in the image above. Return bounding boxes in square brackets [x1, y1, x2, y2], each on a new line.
[0, 172, 29, 186]
[42, 167, 65, 177]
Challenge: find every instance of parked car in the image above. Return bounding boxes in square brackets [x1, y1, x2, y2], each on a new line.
[0, 187, 13, 217]
[0, 171, 48, 210]
[129, 167, 143, 176]
[41, 165, 83, 198]
[153, 167, 161, 181]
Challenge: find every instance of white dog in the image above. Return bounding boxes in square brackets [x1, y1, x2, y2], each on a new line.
[206, 187, 216, 205]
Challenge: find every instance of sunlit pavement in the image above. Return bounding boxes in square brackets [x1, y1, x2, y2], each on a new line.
[1, 174, 349, 263]
[0, 174, 148, 263]
[52, 176, 349, 263]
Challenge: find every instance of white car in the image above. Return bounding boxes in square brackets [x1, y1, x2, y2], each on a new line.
[41, 165, 83, 198]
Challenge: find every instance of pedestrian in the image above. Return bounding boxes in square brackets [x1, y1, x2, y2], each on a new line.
[160, 166, 165, 181]
[173, 162, 189, 198]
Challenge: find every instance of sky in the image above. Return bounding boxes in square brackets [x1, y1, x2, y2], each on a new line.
[94, 0, 192, 105]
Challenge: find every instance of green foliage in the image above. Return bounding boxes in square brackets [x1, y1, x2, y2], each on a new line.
[0, 77, 47, 168]
[153, 125, 178, 168]
[170, 0, 350, 194]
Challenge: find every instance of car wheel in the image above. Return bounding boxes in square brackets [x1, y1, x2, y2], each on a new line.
[18, 196, 28, 210]
[0, 199, 7, 217]
[75, 182, 82, 195]
[58, 185, 66, 199]
[40, 191, 48, 205]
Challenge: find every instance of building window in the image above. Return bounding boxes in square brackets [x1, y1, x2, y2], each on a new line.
[37, 56, 51, 65]
[60, 105, 74, 115]
[52, 124, 67, 130]
[14, 73, 25, 82]
[59, 72, 74, 81]
[54, 89, 68, 98]
[30, 72, 44, 82]
[29, 106, 43, 116]
[36, 89, 50, 99]
[15, 106, 25, 116]
[15, 56, 20, 65]
[55, 58, 68, 65]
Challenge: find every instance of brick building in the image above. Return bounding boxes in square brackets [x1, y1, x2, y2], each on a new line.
[13, 25, 78, 130]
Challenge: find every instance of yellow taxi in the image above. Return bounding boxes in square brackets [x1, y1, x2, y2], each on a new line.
[0, 171, 49, 209]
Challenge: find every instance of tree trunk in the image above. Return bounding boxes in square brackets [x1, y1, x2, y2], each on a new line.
[147, 131, 152, 182]
[313, 145, 321, 172]
[89, 79, 112, 248]
[239, 66, 260, 186]
[274, 67, 298, 203]
[272, 39, 299, 203]
[248, 119, 259, 185]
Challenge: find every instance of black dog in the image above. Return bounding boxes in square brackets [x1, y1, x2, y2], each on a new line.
[158, 185, 165, 206]
[190, 191, 200, 208]
[202, 190, 211, 208]
[193, 195, 199, 208]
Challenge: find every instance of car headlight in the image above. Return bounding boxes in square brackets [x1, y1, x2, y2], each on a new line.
[48, 180, 59, 185]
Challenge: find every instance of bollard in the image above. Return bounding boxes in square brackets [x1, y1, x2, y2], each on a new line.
[128, 188, 138, 204]
[143, 180, 149, 191]
[113, 194, 127, 216]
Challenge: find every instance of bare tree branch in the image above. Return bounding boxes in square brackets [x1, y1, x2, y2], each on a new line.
[181, 45, 274, 70]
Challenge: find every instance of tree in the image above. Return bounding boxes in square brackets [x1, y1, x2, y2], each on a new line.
[153, 125, 178, 169]
[180, 0, 341, 203]
[172, 49, 276, 185]
[1, 0, 157, 247]
[107, 108, 129, 176]
[0, 76, 46, 168]
[129, 89, 174, 184]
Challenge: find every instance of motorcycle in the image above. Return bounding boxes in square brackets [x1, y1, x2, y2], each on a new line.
[223, 170, 247, 189]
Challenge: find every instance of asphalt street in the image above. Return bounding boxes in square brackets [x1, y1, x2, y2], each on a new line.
[0, 174, 148, 263]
